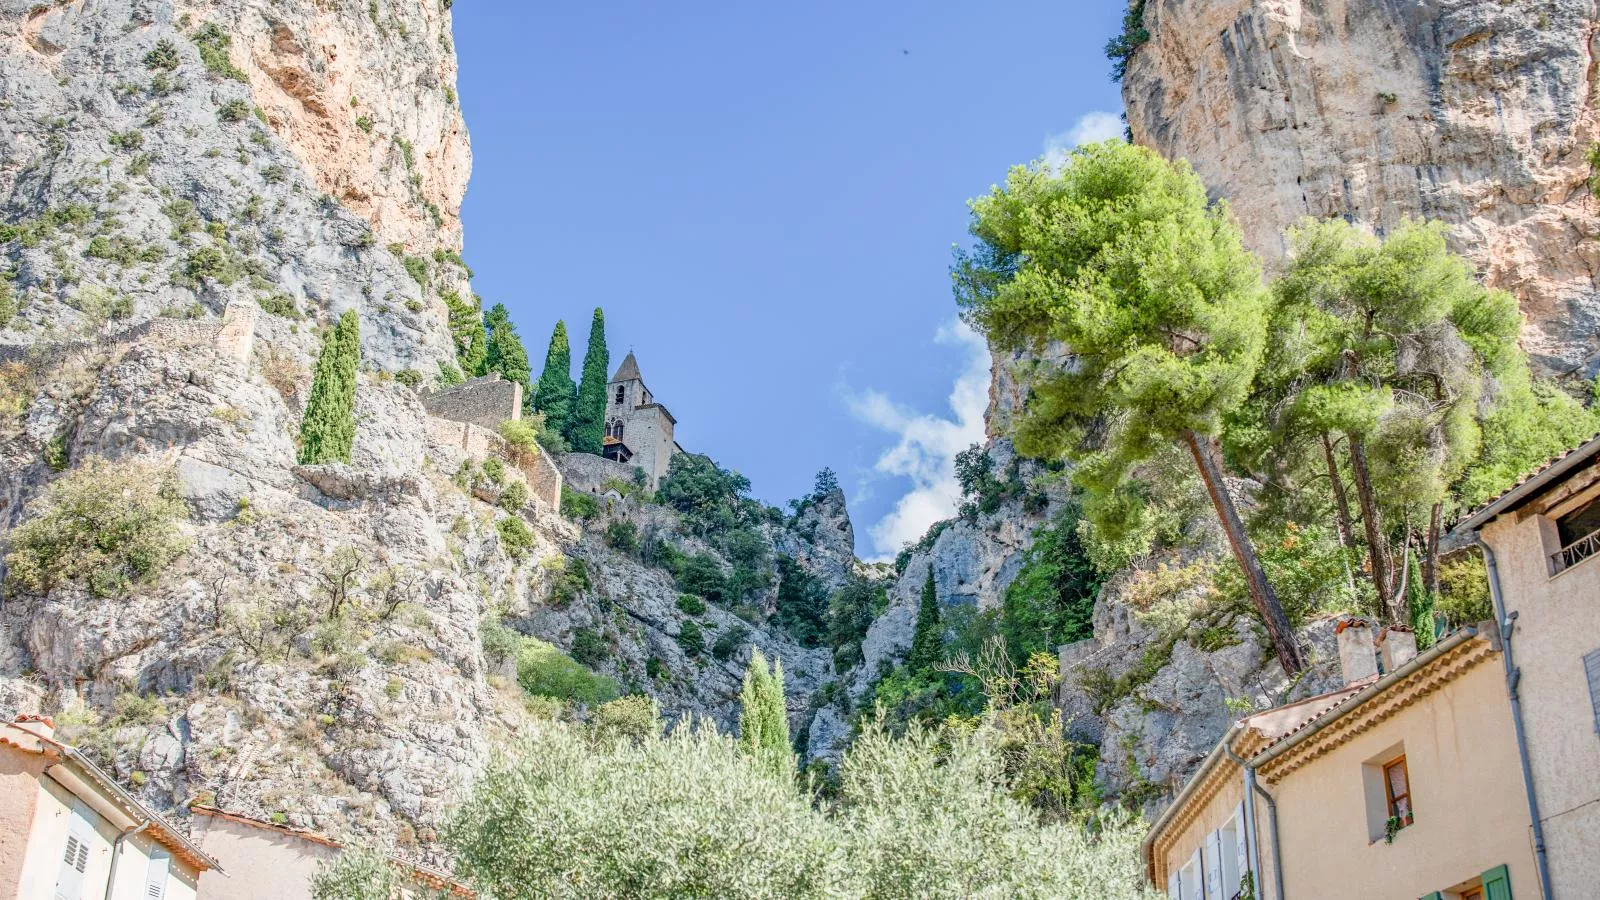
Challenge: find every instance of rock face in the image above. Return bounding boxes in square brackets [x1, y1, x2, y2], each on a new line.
[0, 0, 854, 858]
[1123, 0, 1600, 375]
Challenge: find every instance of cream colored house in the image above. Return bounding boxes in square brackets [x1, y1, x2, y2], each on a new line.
[1142, 622, 1536, 900]
[0, 714, 221, 900]
[1453, 432, 1600, 900]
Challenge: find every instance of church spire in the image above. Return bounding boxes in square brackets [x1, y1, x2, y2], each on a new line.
[611, 351, 642, 383]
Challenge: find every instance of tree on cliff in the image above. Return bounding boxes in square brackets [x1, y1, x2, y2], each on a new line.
[954, 140, 1306, 674]
[569, 307, 609, 454]
[907, 568, 942, 671]
[533, 320, 578, 440]
[298, 310, 360, 465]
[482, 303, 533, 401]
[444, 290, 486, 376]
[737, 650, 793, 780]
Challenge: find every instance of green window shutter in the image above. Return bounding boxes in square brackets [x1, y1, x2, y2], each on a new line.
[1482, 864, 1513, 900]
[1421, 893, 1442, 900]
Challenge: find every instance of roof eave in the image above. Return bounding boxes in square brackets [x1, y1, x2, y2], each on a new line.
[1451, 433, 1600, 536]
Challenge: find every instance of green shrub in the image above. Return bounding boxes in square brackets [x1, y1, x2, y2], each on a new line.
[109, 130, 144, 151]
[1588, 143, 1600, 201]
[675, 593, 707, 616]
[402, 254, 428, 287]
[656, 452, 763, 537]
[144, 40, 180, 71]
[516, 637, 621, 705]
[570, 626, 609, 666]
[479, 617, 521, 665]
[355, 115, 374, 133]
[498, 479, 529, 512]
[676, 620, 705, 656]
[674, 553, 729, 605]
[645, 656, 667, 681]
[604, 520, 638, 553]
[591, 695, 662, 744]
[393, 368, 421, 388]
[549, 558, 589, 606]
[999, 509, 1101, 664]
[217, 99, 250, 122]
[712, 622, 750, 661]
[5, 457, 190, 598]
[192, 23, 246, 82]
[481, 455, 506, 485]
[310, 846, 397, 900]
[561, 485, 600, 520]
[182, 246, 239, 285]
[497, 516, 535, 559]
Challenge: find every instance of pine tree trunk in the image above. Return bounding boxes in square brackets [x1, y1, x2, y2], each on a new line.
[1424, 501, 1442, 599]
[1322, 433, 1357, 551]
[1184, 430, 1305, 674]
[1346, 433, 1396, 622]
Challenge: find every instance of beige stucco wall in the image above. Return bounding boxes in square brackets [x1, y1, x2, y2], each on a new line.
[0, 748, 46, 900]
[1156, 771, 1251, 897]
[1269, 659, 1536, 899]
[192, 813, 340, 900]
[21, 775, 118, 900]
[1483, 498, 1600, 900]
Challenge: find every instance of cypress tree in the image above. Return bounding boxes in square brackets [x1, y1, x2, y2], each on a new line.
[907, 568, 942, 671]
[533, 320, 577, 438]
[1405, 551, 1437, 651]
[444, 291, 487, 376]
[737, 650, 793, 779]
[298, 310, 360, 464]
[482, 303, 532, 400]
[569, 308, 609, 453]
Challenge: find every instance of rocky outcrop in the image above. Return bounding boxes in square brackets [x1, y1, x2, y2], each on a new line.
[1123, 0, 1600, 376]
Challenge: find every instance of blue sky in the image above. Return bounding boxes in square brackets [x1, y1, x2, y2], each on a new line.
[451, 3, 1126, 559]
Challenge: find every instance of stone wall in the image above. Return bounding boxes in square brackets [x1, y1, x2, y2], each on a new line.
[419, 374, 521, 431]
[557, 452, 641, 495]
[426, 417, 561, 510]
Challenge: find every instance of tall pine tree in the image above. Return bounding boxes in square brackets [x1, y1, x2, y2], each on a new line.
[298, 310, 360, 464]
[907, 568, 942, 671]
[482, 303, 532, 402]
[569, 308, 609, 453]
[534, 320, 577, 439]
[737, 650, 793, 779]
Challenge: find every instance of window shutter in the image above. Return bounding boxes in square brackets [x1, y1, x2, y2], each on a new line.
[1481, 864, 1513, 900]
[1168, 870, 1181, 900]
[1583, 649, 1600, 735]
[54, 803, 95, 900]
[1203, 831, 1223, 900]
[144, 849, 171, 899]
[1235, 797, 1248, 877]
[1421, 894, 1443, 900]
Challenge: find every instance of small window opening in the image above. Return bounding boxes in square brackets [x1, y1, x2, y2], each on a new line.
[1383, 755, 1413, 831]
[615, 386, 625, 405]
[1551, 498, 1600, 574]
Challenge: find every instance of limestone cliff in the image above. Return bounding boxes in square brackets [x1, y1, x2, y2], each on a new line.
[0, 0, 848, 857]
[1123, 0, 1600, 376]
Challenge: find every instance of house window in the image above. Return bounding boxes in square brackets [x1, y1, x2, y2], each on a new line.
[614, 386, 625, 405]
[1383, 755, 1413, 828]
[1461, 889, 1484, 900]
[1550, 497, 1600, 574]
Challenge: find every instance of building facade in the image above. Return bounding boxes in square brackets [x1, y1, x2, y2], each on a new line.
[601, 352, 680, 488]
[1454, 433, 1600, 899]
[1144, 624, 1536, 900]
[0, 715, 219, 900]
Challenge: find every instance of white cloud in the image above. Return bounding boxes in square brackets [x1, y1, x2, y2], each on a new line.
[847, 321, 991, 560]
[1042, 110, 1124, 169]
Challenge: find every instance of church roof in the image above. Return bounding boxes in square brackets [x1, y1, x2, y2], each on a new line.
[611, 351, 642, 383]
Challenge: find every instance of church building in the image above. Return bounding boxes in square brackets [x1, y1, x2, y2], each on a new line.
[601, 352, 681, 488]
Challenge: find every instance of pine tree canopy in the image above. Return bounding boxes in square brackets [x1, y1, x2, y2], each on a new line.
[738, 649, 793, 779]
[298, 310, 360, 465]
[534, 320, 578, 439]
[570, 307, 609, 454]
[482, 303, 532, 400]
[907, 568, 942, 671]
